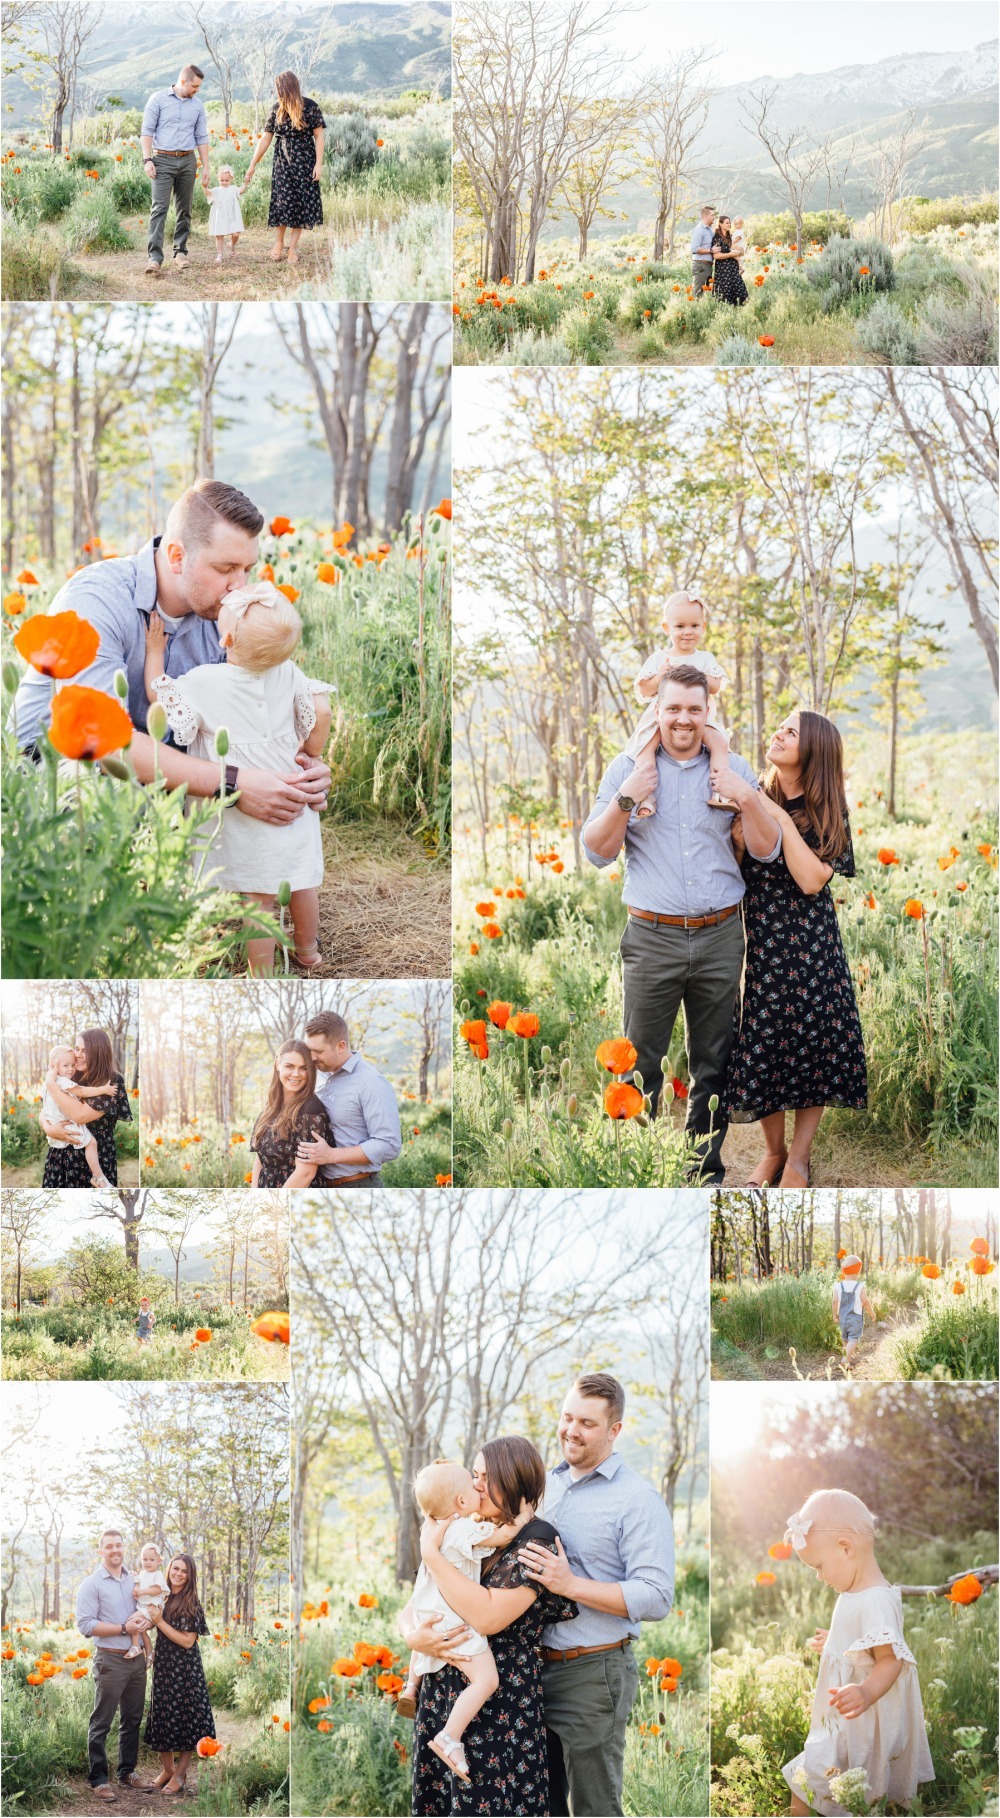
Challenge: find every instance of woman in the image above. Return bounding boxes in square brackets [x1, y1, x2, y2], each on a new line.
[144, 1554, 216, 1797]
[40, 1029, 131, 1188]
[404, 1436, 578, 1816]
[242, 70, 325, 265]
[250, 1039, 334, 1187]
[711, 215, 748, 306]
[721, 710, 868, 1187]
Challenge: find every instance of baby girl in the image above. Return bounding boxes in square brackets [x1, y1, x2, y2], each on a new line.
[207, 164, 245, 262]
[833, 1256, 875, 1372]
[624, 590, 731, 814]
[732, 216, 746, 272]
[39, 1046, 112, 1186]
[783, 1488, 934, 1816]
[126, 1542, 170, 1662]
[397, 1460, 522, 1787]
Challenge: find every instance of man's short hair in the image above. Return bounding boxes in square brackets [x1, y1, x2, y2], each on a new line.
[701, 202, 716, 213]
[99, 1528, 124, 1544]
[304, 1011, 349, 1046]
[573, 1372, 625, 1424]
[165, 480, 264, 552]
[180, 64, 204, 81]
[656, 664, 709, 703]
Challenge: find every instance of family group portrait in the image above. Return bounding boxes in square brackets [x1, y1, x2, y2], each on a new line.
[1, 980, 139, 1189]
[2, 0, 451, 304]
[2, 1184, 291, 1381]
[2, 1381, 291, 1816]
[452, 362, 998, 1191]
[453, 0, 997, 368]
[2, 299, 452, 982]
[138, 977, 452, 1189]
[709, 1379, 999, 1818]
[710, 1187, 999, 1384]
[289, 1186, 708, 1817]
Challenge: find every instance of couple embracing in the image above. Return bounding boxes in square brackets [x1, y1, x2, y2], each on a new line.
[584, 594, 867, 1188]
[398, 1373, 673, 1818]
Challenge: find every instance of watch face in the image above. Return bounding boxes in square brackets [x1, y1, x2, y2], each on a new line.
[618, 794, 635, 812]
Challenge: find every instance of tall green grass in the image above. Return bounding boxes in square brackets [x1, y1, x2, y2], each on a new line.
[1, 1303, 290, 1382]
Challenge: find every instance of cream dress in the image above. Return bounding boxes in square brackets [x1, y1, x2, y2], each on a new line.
[208, 185, 244, 235]
[782, 1582, 935, 1815]
[153, 661, 330, 893]
[408, 1517, 501, 1675]
[623, 644, 728, 761]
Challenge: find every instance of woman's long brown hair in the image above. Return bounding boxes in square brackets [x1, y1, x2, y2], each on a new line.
[480, 1435, 547, 1525]
[162, 1553, 202, 1628]
[76, 1028, 115, 1088]
[252, 1040, 317, 1146]
[274, 70, 305, 131]
[763, 709, 848, 861]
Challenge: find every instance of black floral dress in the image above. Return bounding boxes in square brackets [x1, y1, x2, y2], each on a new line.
[41, 1072, 131, 1188]
[412, 1518, 578, 1817]
[724, 802, 868, 1121]
[712, 232, 748, 305]
[250, 1093, 333, 1187]
[144, 1602, 216, 1753]
[264, 98, 325, 229]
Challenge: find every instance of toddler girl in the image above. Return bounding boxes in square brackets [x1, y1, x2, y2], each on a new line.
[782, 1488, 934, 1816]
[145, 582, 332, 977]
[126, 1542, 170, 1662]
[397, 1460, 522, 1787]
[833, 1256, 875, 1372]
[624, 590, 731, 814]
[39, 1046, 113, 1186]
[207, 164, 244, 262]
[732, 216, 746, 273]
[136, 1297, 156, 1345]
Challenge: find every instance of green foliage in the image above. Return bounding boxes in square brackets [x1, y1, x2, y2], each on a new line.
[0, 209, 72, 299]
[558, 305, 615, 364]
[914, 263, 999, 365]
[31, 164, 78, 221]
[714, 333, 773, 367]
[900, 194, 999, 231]
[2, 1295, 290, 1382]
[892, 1288, 999, 1380]
[856, 295, 919, 362]
[62, 185, 133, 252]
[0, 1096, 136, 1168]
[806, 234, 895, 309]
[326, 112, 380, 186]
[744, 209, 851, 246]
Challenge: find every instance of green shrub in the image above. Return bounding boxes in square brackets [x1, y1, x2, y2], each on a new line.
[806, 234, 895, 310]
[635, 325, 665, 360]
[560, 304, 614, 364]
[901, 193, 999, 231]
[658, 294, 716, 344]
[327, 112, 379, 186]
[63, 185, 132, 252]
[745, 208, 851, 247]
[618, 278, 677, 328]
[32, 163, 78, 221]
[914, 263, 999, 364]
[0, 211, 71, 298]
[713, 332, 772, 366]
[855, 296, 918, 362]
[109, 165, 150, 212]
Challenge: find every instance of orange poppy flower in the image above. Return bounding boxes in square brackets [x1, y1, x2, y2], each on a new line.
[26, 1673, 44, 1685]
[758, 335, 774, 347]
[16, 569, 38, 585]
[376, 1672, 404, 1694]
[971, 1257, 994, 1275]
[48, 686, 132, 761]
[955, 881, 968, 891]
[468, 941, 479, 954]
[435, 1172, 453, 1185]
[474, 901, 496, 916]
[317, 1718, 332, 1731]
[251, 1311, 290, 1344]
[877, 848, 898, 865]
[970, 1237, 990, 1255]
[952, 1281, 966, 1295]
[863, 891, 876, 909]
[276, 583, 300, 602]
[508, 1012, 540, 1039]
[195, 1738, 222, 1756]
[195, 1327, 212, 1341]
[659, 1677, 678, 1693]
[904, 899, 923, 919]
[660, 1657, 682, 1677]
[488, 1000, 512, 1029]
[13, 610, 100, 678]
[316, 563, 340, 584]
[483, 921, 503, 939]
[947, 1573, 982, 1604]
[858, 265, 870, 275]
[768, 1543, 794, 1560]
[604, 1082, 643, 1119]
[269, 517, 294, 536]
[332, 523, 355, 549]
[353, 1641, 380, 1667]
[460, 1019, 487, 1046]
[258, 562, 276, 582]
[755, 1571, 776, 1586]
[308, 1696, 331, 1713]
[3, 592, 27, 615]
[432, 499, 452, 520]
[595, 1038, 637, 1075]
[921, 1264, 940, 1279]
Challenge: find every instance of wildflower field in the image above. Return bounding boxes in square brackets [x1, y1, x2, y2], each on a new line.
[291, 1550, 710, 1816]
[2, 511, 451, 980]
[0, 97, 450, 303]
[1, 1296, 291, 1383]
[453, 731, 998, 1189]
[139, 1099, 453, 1190]
[1, 1084, 139, 1184]
[454, 206, 998, 369]
[0, 1618, 290, 1814]
[710, 1539, 999, 1817]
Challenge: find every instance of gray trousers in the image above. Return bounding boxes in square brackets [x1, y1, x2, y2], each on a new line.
[544, 1646, 639, 1817]
[88, 1648, 148, 1785]
[148, 151, 198, 262]
[691, 260, 713, 295]
[620, 910, 744, 1185]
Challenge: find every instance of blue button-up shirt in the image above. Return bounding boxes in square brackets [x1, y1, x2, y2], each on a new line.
[542, 1453, 674, 1648]
[690, 219, 715, 262]
[12, 538, 226, 748]
[76, 1563, 139, 1651]
[582, 745, 781, 917]
[315, 1052, 403, 1180]
[141, 86, 209, 151]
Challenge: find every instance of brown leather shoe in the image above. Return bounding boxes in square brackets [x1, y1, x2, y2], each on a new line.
[93, 1788, 117, 1803]
[119, 1774, 153, 1790]
[173, 252, 190, 269]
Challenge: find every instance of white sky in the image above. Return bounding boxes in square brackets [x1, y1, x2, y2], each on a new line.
[710, 1380, 843, 1464]
[769, 1190, 997, 1227]
[22, 1189, 279, 1258]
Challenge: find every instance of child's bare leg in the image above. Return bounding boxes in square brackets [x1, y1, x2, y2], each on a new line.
[83, 1137, 109, 1187]
[290, 887, 321, 969]
[230, 233, 240, 250]
[702, 724, 733, 806]
[440, 1648, 498, 1742]
[790, 1798, 810, 1816]
[214, 234, 225, 264]
[633, 729, 661, 818]
[244, 893, 277, 977]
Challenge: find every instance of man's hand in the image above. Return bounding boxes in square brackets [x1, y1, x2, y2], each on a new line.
[124, 1613, 149, 1635]
[296, 1136, 339, 1165]
[517, 1536, 577, 1599]
[144, 158, 156, 179]
[828, 1682, 870, 1719]
[232, 763, 327, 826]
[626, 752, 659, 804]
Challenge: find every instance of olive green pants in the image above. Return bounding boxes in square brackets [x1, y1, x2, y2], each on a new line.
[148, 151, 198, 263]
[544, 1646, 639, 1817]
[87, 1648, 148, 1785]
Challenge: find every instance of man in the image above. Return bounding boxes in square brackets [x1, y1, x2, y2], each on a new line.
[141, 64, 211, 275]
[13, 478, 331, 830]
[518, 1373, 674, 1818]
[582, 664, 781, 1184]
[76, 1529, 152, 1802]
[298, 1010, 403, 1187]
[690, 202, 716, 295]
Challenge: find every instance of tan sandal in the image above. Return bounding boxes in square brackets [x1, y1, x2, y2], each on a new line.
[781, 1159, 811, 1189]
[429, 1731, 470, 1785]
[396, 1688, 417, 1720]
[291, 944, 323, 973]
[745, 1150, 787, 1187]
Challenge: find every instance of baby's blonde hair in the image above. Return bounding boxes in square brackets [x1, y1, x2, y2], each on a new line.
[414, 1459, 473, 1521]
[49, 1043, 75, 1067]
[217, 164, 234, 180]
[230, 594, 301, 673]
[796, 1488, 878, 1541]
[661, 590, 706, 624]
[140, 1540, 163, 1559]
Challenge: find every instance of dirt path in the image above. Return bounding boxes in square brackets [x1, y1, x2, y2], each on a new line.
[713, 1312, 917, 1383]
[67, 219, 328, 301]
[1, 1159, 139, 1187]
[53, 1711, 256, 1816]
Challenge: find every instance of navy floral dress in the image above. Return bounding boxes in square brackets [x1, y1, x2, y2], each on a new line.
[144, 1600, 216, 1753]
[41, 1073, 131, 1187]
[412, 1518, 577, 1816]
[250, 1093, 333, 1187]
[711, 231, 748, 305]
[724, 800, 867, 1120]
[264, 98, 325, 229]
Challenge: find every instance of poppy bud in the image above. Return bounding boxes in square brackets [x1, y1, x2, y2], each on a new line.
[113, 669, 129, 699]
[2, 662, 19, 694]
[460, 999, 470, 1014]
[215, 726, 230, 757]
[560, 1058, 571, 1081]
[277, 881, 291, 908]
[663, 1081, 675, 1103]
[541, 1045, 551, 1064]
[709, 1093, 719, 1112]
[642, 1096, 652, 1114]
[437, 550, 447, 563]
[633, 1070, 644, 1092]
[147, 702, 167, 742]
[429, 517, 441, 535]
[661, 1054, 671, 1075]
[502, 1118, 514, 1141]
[100, 756, 132, 781]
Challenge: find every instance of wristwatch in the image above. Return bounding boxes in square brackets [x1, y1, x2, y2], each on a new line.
[120, 1623, 127, 1636]
[617, 793, 636, 813]
[214, 764, 239, 800]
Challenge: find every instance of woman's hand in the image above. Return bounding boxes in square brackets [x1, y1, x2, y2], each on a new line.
[419, 1516, 454, 1561]
[312, 160, 322, 181]
[403, 1613, 473, 1666]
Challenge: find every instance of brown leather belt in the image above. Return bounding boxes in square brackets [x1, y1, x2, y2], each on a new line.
[328, 1171, 376, 1186]
[153, 148, 195, 156]
[627, 903, 740, 930]
[543, 1639, 631, 1663]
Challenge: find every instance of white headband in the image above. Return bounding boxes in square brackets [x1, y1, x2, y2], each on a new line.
[223, 582, 281, 621]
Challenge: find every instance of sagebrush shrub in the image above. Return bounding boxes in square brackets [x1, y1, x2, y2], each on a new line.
[806, 234, 895, 310]
[856, 296, 918, 363]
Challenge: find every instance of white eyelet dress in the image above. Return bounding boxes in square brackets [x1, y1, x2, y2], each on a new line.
[782, 1582, 935, 1814]
[152, 661, 331, 893]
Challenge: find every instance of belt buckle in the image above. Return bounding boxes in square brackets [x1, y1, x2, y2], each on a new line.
[682, 914, 693, 929]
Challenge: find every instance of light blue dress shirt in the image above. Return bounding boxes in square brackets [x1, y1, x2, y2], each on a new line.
[582, 745, 781, 917]
[690, 219, 715, 262]
[12, 538, 226, 747]
[141, 87, 209, 151]
[541, 1453, 674, 1648]
[76, 1563, 139, 1651]
[315, 1052, 403, 1179]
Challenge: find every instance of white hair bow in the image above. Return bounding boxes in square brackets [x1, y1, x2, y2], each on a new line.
[784, 1513, 813, 1551]
[222, 582, 281, 620]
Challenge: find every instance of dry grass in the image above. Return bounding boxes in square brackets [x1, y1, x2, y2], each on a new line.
[0, 1157, 139, 1188]
[315, 822, 450, 979]
[67, 219, 329, 301]
[720, 1122, 917, 1189]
